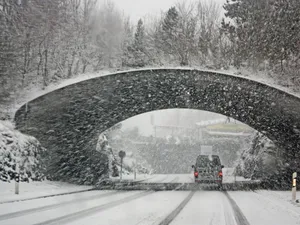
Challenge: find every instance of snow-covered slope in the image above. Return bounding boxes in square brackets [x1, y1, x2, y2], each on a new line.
[0, 121, 45, 182]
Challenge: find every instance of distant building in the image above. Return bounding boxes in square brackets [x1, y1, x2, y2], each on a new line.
[153, 118, 253, 141]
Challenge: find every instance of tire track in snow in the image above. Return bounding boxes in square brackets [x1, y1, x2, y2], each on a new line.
[157, 191, 195, 225]
[32, 191, 153, 225]
[208, 211, 219, 225]
[0, 191, 118, 221]
[223, 191, 250, 225]
[221, 192, 238, 225]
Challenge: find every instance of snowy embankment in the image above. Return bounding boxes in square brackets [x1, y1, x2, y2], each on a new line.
[0, 121, 45, 182]
[0, 121, 94, 203]
[0, 180, 93, 203]
[228, 190, 300, 225]
[10, 66, 300, 119]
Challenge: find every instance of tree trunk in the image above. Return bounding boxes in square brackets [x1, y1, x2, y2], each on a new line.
[68, 51, 76, 78]
[74, 60, 80, 75]
[37, 41, 43, 80]
[43, 49, 48, 87]
[82, 62, 87, 73]
[22, 48, 27, 87]
[22, 35, 31, 87]
[180, 52, 189, 66]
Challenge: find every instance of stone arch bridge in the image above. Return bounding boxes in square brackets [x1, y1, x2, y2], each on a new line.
[15, 69, 300, 163]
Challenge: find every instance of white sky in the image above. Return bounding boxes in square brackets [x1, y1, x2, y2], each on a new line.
[121, 109, 226, 136]
[110, 0, 227, 22]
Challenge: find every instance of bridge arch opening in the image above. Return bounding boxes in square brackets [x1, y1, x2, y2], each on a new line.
[100, 109, 283, 183]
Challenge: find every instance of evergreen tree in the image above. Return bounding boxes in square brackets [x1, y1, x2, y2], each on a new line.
[131, 19, 148, 67]
[222, 0, 300, 72]
[222, 0, 271, 67]
[156, 6, 197, 66]
[121, 18, 134, 67]
[157, 7, 180, 60]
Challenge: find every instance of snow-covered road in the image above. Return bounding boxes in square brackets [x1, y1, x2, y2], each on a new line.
[1, 188, 300, 225]
[135, 169, 249, 184]
[139, 174, 194, 183]
[0, 170, 248, 204]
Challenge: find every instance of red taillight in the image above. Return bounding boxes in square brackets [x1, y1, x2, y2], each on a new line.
[194, 171, 199, 177]
[218, 171, 223, 177]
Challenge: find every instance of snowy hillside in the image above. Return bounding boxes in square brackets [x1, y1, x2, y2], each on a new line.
[0, 121, 45, 182]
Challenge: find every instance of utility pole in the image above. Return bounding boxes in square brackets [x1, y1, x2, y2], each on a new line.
[118, 151, 126, 181]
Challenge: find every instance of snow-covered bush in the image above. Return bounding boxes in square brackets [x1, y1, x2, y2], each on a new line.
[97, 133, 147, 178]
[236, 132, 284, 181]
[96, 133, 109, 153]
[0, 121, 46, 182]
[104, 126, 153, 175]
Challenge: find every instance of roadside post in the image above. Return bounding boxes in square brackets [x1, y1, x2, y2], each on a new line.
[292, 172, 297, 201]
[234, 168, 237, 183]
[133, 157, 137, 180]
[15, 163, 20, 195]
[118, 151, 126, 181]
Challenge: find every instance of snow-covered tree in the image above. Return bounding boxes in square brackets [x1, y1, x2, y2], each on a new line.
[222, 0, 300, 74]
[236, 132, 287, 188]
[175, 2, 197, 66]
[92, 0, 123, 69]
[155, 6, 180, 64]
